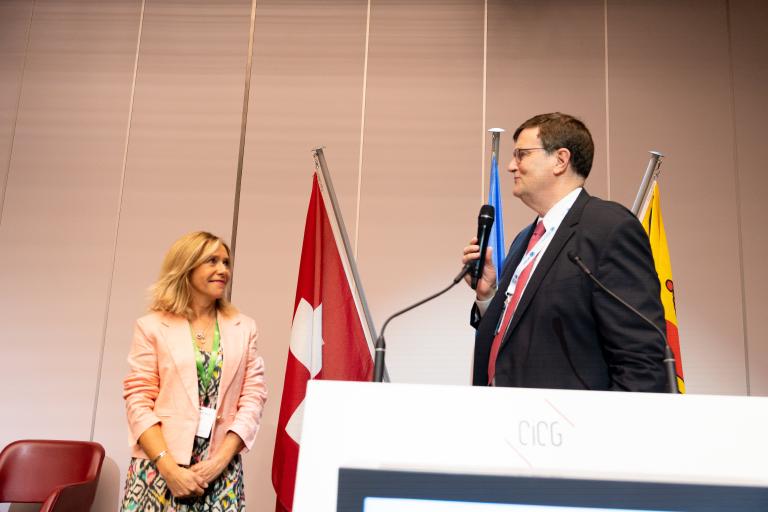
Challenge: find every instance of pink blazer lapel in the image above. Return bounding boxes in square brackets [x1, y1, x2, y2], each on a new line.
[162, 315, 199, 409]
[217, 313, 245, 403]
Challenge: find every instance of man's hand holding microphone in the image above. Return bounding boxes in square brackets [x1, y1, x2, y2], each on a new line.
[461, 204, 497, 302]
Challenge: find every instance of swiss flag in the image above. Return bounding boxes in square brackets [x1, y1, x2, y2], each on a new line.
[271, 173, 374, 512]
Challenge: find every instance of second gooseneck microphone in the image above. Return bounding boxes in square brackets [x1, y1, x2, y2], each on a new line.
[470, 204, 495, 290]
[567, 251, 678, 394]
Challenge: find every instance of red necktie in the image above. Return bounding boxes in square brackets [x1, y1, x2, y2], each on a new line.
[487, 220, 546, 385]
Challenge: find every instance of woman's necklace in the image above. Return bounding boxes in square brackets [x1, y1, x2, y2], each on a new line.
[194, 327, 207, 341]
[191, 314, 215, 342]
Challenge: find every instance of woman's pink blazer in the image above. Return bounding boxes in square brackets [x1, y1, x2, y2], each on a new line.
[123, 311, 267, 465]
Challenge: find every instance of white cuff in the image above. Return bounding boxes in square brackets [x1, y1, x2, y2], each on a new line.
[475, 295, 494, 317]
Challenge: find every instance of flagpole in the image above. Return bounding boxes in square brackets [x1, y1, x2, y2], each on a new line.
[631, 151, 664, 216]
[311, 147, 380, 348]
[630, 150, 679, 393]
[487, 128, 506, 283]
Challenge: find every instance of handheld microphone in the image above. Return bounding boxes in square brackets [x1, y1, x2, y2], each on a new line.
[470, 205, 495, 289]
[567, 251, 678, 394]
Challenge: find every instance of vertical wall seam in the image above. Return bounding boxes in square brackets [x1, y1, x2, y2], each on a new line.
[480, 0, 488, 203]
[0, 0, 36, 228]
[603, 0, 611, 199]
[724, 0, 751, 395]
[353, 0, 372, 259]
[228, 0, 259, 298]
[89, 0, 147, 441]
[353, 0, 372, 260]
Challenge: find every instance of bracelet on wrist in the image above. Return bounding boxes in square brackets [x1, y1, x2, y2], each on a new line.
[151, 450, 168, 465]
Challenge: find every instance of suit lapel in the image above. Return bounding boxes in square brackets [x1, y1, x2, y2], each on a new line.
[217, 312, 244, 403]
[502, 190, 592, 350]
[163, 315, 199, 409]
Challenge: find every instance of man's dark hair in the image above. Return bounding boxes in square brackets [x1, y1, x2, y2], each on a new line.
[513, 112, 594, 179]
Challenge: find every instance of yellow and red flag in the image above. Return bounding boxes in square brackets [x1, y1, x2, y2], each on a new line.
[640, 182, 685, 392]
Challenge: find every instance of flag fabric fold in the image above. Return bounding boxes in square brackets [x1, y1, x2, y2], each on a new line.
[640, 181, 685, 393]
[487, 153, 506, 284]
[272, 173, 374, 512]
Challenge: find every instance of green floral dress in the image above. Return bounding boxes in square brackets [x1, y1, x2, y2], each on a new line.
[121, 346, 245, 511]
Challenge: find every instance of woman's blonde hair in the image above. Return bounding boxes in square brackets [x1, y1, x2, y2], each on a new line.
[149, 231, 236, 318]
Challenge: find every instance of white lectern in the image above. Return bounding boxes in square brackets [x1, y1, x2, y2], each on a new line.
[294, 381, 768, 512]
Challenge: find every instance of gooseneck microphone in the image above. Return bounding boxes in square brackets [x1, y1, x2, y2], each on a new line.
[470, 205, 495, 290]
[372, 265, 471, 382]
[567, 252, 679, 394]
[373, 205, 495, 382]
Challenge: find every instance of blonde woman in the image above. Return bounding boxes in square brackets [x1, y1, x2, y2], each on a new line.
[121, 231, 267, 510]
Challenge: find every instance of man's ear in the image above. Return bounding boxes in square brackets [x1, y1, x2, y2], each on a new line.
[553, 148, 571, 176]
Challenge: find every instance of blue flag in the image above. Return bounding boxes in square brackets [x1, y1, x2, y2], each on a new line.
[487, 153, 505, 285]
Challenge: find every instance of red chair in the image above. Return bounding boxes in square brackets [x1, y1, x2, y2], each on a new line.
[0, 439, 105, 512]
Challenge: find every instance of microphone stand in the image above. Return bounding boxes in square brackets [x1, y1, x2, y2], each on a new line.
[568, 253, 678, 394]
[373, 266, 471, 383]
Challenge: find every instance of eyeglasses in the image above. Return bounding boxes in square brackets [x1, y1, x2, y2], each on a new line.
[512, 147, 546, 162]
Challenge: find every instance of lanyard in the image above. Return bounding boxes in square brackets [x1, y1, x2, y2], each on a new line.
[506, 223, 556, 293]
[493, 223, 556, 336]
[193, 319, 220, 390]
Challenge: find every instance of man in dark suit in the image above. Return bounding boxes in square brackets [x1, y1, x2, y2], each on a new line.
[462, 112, 666, 391]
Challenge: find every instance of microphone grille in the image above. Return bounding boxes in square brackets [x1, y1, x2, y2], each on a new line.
[479, 204, 495, 220]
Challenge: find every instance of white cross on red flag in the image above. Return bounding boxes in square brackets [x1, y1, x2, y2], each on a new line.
[271, 172, 374, 512]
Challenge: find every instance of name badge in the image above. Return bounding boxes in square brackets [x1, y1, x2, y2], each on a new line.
[196, 406, 216, 438]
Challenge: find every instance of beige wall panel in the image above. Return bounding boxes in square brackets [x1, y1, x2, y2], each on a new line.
[0, 0, 33, 218]
[486, 0, 608, 245]
[90, 1, 252, 508]
[0, 0, 138, 448]
[730, 0, 768, 396]
[356, 0, 484, 385]
[233, 1, 368, 509]
[607, 0, 746, 394]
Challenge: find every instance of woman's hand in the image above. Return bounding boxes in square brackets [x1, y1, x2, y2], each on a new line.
[190, 432, 244, 484]
[159, 461, 208, 498]
[190, 456, 228, 484]
[137, 426, 206, 498]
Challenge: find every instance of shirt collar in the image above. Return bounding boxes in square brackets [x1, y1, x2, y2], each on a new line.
[540, 187, 583, 233]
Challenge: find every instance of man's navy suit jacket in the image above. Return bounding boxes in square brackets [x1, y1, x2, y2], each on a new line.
[472, 189, 667, 391]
